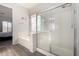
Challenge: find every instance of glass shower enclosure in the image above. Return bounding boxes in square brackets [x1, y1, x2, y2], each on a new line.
[36, 3, 74, 56]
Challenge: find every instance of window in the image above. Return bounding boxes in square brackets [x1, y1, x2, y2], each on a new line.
[37, 15, 41, 32]
[2, 21, 8, 32]
[31, 15, 36, 34]
[2, 21, 12, 32]
[7, 22, 12, 32]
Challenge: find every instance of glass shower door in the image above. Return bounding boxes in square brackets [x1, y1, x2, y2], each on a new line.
[37, 3, 74, 56]
[50, 4, 74, 56]
[37, 15, 51, 52]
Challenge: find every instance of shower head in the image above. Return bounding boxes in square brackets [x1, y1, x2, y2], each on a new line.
[61, 3, 72, 8]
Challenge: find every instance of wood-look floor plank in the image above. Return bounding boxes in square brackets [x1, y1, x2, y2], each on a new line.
[0, 40, 45, 56]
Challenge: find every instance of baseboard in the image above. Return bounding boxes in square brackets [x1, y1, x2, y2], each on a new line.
[37, 48, 55, 56]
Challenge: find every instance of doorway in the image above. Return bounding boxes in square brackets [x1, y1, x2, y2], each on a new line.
[0, 5, 13, 47]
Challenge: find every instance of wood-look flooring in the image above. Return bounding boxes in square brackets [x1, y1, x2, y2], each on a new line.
[0, 40, 45, 56]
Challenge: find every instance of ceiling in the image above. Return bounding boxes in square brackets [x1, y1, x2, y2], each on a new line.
[0, 3, 61, 18]
[18, 3, 63, 14]
[18, 3, 39, 9]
